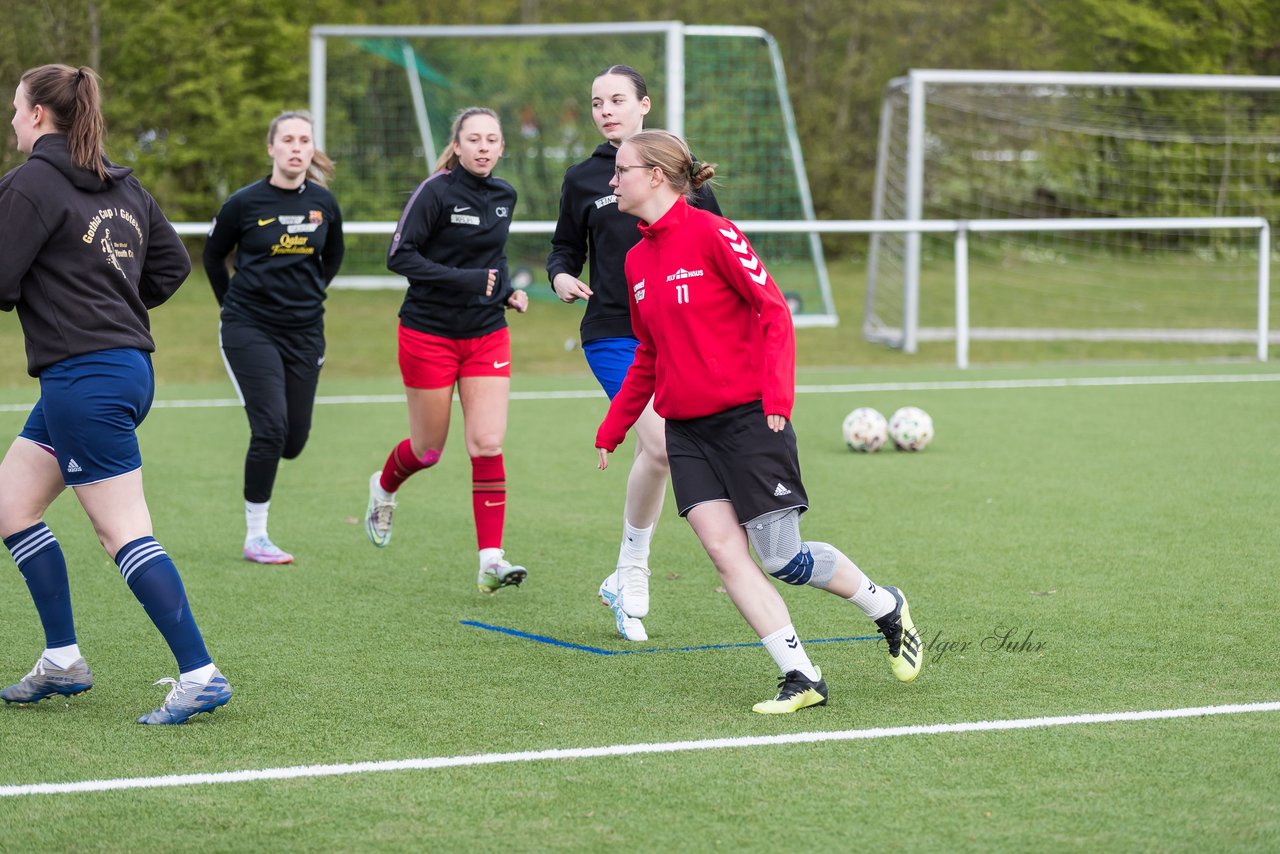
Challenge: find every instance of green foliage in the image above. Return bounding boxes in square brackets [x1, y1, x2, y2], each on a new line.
[2, 1, 1277, 224]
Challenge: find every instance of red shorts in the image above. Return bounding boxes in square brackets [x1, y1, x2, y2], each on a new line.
[398, 325, 512, 389]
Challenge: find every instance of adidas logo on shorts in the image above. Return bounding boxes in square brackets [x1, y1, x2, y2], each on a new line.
[66, 459, 83, 474]
[773, 483, 791, 497]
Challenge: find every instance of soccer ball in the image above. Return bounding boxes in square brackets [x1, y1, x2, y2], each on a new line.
[888, 406, 934, 452]
[842, 407, 888, 453]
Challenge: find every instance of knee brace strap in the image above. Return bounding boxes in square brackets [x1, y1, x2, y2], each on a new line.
[769, 545, 813, 586]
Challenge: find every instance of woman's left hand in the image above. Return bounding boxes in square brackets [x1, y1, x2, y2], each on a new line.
[766, 414, 787, 432]
[507, 289, 529, 313]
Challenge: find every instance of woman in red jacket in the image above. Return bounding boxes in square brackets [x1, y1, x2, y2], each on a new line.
[595, 130, 923, 714]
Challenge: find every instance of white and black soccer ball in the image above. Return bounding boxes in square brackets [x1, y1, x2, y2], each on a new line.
[842, 407, 888, 453]
[888, 406, 934, 452]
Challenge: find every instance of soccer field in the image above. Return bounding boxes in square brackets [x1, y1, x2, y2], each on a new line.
[1, 361, 1278, 850]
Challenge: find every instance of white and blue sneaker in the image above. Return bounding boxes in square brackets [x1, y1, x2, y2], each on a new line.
[1, 656, 94, 704]
[137, 669, 232, 725]
[599, 569, 649, 641]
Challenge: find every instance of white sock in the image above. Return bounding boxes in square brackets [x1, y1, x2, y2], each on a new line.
[479, 547, 503, 571]
[849, 574, 897, 620]
[43, 644, 82, 668]
[760, 624, 819, 681]
[245, 500, 270, 542]
[180, 663, 218, 685]
[618, 519, 654, 567]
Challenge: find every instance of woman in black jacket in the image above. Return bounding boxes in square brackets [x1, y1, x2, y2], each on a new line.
[203, 111, 345, 565]
[0, 64, 230, 724]
[546, 66, 721, 642]
[364, 107, 530, 596]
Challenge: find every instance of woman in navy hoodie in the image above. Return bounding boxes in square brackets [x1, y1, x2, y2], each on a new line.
[0, 64, 230, 725]
[547, 65, 720, 643]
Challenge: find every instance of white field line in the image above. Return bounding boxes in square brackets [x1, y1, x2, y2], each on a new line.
[2, 700, 1277, 798]
[1, 372, 1278, 414]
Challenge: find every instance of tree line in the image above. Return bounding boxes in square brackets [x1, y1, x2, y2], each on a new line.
[2, 0, 1277, 224]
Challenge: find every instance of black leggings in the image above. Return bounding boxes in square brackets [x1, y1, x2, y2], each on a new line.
[219, 316, 325, 503]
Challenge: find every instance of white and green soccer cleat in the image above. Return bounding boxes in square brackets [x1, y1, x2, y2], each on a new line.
[752, 668, 828, 714]
[365, 471, 397, 548]
[478, 553, 527, 594]
[875, 586, 923, 683]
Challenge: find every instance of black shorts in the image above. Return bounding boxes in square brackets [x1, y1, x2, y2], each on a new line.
[665, 399, 809, 524]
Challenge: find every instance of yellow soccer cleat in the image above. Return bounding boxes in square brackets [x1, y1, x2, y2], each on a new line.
[875, 586, 923, 682]
[752, 668, 828, 714]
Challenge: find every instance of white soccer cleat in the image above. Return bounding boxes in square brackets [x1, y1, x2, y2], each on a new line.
[365, 471, 396, 548]
[599, 569, 649, 641]
[478, 553, 527, 594]
[617, 564, 651, 618]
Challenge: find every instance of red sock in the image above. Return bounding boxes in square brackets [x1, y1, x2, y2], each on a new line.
[471, 454, 506, 550]
[380, 439, 440, 493]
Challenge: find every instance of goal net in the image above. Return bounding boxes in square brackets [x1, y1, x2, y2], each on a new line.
[310, 22, 834, 324]
[869, 70, 1280, 352]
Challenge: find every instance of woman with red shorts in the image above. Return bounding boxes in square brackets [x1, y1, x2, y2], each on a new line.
[364, 107, 530, 594]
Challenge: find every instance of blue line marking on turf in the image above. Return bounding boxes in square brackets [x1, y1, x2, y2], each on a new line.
[460, 620, 878, 656]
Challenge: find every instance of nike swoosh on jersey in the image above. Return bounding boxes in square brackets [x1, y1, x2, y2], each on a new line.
[453, 206, 471, 213]
[258, 218, 276, 226]
[492, 360, 510, 369]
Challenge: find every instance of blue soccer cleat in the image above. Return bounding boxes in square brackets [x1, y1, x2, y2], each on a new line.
[137, 669, 232, 725]
[1, 656, 94, 704]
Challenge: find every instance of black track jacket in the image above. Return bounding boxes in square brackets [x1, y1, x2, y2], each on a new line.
[389, 166, 517, 339]
[547, 142, 720, 344]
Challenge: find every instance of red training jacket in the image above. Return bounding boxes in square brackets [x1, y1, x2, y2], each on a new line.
[596, 197, 796, 452]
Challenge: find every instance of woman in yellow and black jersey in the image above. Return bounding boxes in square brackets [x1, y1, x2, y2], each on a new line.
[203, 110, 345, 565]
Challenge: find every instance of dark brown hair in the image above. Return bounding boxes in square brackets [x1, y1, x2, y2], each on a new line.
[594, 64, 648, 100]
[21, 64, 106, 179]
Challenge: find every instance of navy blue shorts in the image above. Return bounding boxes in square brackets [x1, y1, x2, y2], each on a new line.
[583, 336, 640, 400]
[20, 348, 155, 487]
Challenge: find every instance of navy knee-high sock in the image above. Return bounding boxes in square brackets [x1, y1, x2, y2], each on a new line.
[116, 537, 212, 673]
[4, 523, 76, 649]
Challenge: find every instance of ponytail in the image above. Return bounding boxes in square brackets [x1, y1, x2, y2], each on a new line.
[21, 64, 107, 179]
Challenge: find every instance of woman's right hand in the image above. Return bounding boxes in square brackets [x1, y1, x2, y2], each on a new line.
[485, 269, 497, 296]
[552, 273, 593, 303]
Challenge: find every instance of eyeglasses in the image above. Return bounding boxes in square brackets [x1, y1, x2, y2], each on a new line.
[613, 163, 653, 179]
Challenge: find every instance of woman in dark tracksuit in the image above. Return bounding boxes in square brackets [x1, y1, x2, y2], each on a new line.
[203, 111, 344, 565]
[0, 63, 230, 724]
[547, 65, 720, 642]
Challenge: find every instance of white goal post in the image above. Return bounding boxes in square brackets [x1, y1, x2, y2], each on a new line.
[305, 21, 836, 325]
[870, 69, 1280, 352]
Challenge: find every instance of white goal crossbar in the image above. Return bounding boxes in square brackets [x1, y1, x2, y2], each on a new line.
[173, 215, 1270, 364]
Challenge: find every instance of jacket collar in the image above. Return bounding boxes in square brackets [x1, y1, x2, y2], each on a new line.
[637, 196, 691, 241]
